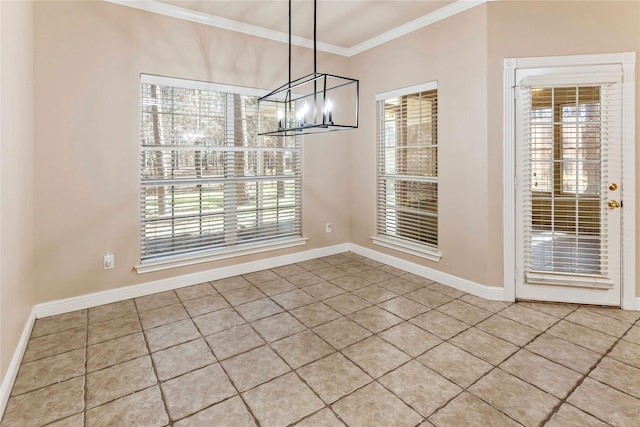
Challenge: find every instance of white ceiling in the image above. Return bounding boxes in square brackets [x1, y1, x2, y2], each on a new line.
[109, 0, 485, 56]
[161, 1, 454, 47]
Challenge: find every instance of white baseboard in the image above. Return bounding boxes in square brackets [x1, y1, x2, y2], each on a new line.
[35, 243, 351, 318]
[636, 297, 640, 311]
[5, 242, 632, 423]
[35, 242, 510, 319]
[0, 308, 35, 418]
[348, 244, 508, 301]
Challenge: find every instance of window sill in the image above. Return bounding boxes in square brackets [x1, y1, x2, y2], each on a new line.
[371, 236, 442, 262]
[135, 237, 308, 274]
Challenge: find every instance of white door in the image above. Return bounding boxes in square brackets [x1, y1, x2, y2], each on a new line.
[515, 65, 623, 306]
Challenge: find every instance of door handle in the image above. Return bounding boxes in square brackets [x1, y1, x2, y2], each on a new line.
[608, 200, 621, 209]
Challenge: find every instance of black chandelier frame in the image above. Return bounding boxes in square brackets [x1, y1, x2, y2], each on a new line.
[257, 0, 359, 136]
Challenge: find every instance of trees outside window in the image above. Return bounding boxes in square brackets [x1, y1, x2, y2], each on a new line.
[140, 76, 301, 261]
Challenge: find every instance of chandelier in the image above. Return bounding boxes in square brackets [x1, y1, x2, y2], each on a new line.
[257, 0, 359, 136]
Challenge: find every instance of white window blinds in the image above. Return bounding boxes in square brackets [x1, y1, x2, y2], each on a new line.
[139, 75, 301, 261]
[518, 77, 622, 288]
[376, 83, 438, 249]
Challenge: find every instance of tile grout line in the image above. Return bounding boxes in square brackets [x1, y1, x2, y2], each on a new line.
[81, 310, 89, 426]
[5, 259, 372, 425]
[16, 326, 86, 364]
[422, 353, 514, 424]
[579, 306, 640, 325]
[194, 281, 263, 427]
[329, 275, 479, 425]
[11, 265, 342, 412]
[423, 297, 575, 425]
[26, 323, 82, 340]
[146, 283, 252, 426]
[319, 270, 456, 425]
[328, 276, 480, 424]
[539, 317, 639, 426]
[191, 360, 263, 426]
[202, 261, 411, 426]
[59, 276, 406, 424]
[259, 325, 338, 426]
[136, 291, 176, 427]
[3, 315, 89, 426]
[474, 304, 582, 424]
[216, 315, 311, 427]
[524, 317, 632, 376]
[6, 350, 86, 399]
[8, 254, 639, 427]
[324, 282, 524, 425]
[236, 278, 340, 414]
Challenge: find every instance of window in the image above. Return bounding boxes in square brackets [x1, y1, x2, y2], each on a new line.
[560, 97, 601, 195]
[530, 102, 554, 192]
[527, 85, 605, 273]
[139, 75, 301, 263]
[530, 87, 601, 195]
[374, 82, 439, 259]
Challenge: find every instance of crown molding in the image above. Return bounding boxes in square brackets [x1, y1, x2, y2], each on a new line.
[104, 0, 350, 56]
[345, 0, 487, 56]
[104, 0, 487, 57]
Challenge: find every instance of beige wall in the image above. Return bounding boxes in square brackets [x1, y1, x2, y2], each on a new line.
[486, 0, 640, 293]
[33, 1, 351, 303]
[0, 1, 36, 385]
[23, 1, 640, 306]
[347, 4, 492, 285]
[0, 0, 638, 389]
[348, 0, 640, 292]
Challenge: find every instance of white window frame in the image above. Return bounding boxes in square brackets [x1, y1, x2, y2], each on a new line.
[372, 81, 441, 262]
[136, 74, 305, 274]
[503, 53, 636, 309]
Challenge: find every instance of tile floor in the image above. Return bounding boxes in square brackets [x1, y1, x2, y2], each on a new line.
[2, 252, 640, 426]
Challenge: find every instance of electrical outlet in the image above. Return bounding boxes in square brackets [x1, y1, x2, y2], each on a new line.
[104, 254, 114, 270]
[326, 222, 332, 233]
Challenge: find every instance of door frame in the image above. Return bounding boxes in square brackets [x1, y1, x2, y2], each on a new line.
[503, 52, 636, 310]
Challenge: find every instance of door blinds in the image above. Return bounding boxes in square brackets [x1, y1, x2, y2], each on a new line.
[140, 76, 301, 261]
[518, 74, 622, 288]
[376, 84, 438, 248]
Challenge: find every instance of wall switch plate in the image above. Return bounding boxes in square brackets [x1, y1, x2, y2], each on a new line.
[326, 223, 332, 233]
[104, 254, 114, 270]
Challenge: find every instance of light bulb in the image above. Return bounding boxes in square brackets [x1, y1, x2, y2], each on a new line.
[324, 99, 333, 113]
[324, 99, 333, 124]
[277, 110, 284, 129]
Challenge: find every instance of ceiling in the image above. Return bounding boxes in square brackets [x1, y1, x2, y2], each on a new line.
[161, 1, 454, 47]
[110, 0, 484, 56]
